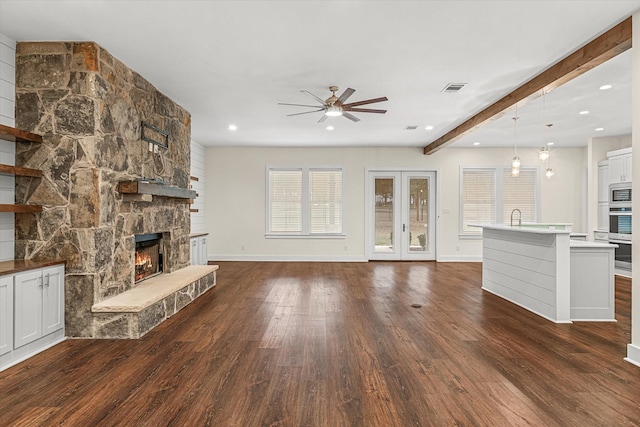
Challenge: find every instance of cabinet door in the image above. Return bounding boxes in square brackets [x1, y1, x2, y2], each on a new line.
[42, 266, 64, 335]
[14, 269, 43, 349]
[598, 202, 609, 232]
[199, 237, 207, 265]
[609, 156, 625, 183]
[190, 237, 199, 265]
[624, 154, 632, 182]
[598, 164, 609, 202]
[0, 276, 13, 356]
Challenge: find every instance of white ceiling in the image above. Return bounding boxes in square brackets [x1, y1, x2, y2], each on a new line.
[0, 0, 639, 149]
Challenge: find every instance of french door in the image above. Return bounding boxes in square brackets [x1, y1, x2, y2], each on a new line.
[366, 170, 436, 260]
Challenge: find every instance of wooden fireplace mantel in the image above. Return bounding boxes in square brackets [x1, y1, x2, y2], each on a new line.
[118, 180, 196, 201]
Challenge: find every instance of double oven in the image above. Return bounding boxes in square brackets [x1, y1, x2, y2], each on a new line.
[609, 183, 632, 270]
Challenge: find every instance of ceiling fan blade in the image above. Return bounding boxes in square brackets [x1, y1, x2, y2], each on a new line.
[343, 96, 388, 108]
[300, 90, 327, 105]
[342, 112, 361, 122]
[286, 108, 325, 117]
[344, 107, 387, 114]
[336, 88, 355, 105]
[317, 114, 328, 123]
[278, 102, 327, 108]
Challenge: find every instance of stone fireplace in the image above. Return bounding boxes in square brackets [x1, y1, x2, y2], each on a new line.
[12, 41, 212, 338]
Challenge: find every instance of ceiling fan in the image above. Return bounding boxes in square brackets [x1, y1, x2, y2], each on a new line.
[278, 86, 388, 123]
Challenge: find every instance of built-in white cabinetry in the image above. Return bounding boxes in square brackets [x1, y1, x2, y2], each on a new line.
[0, 276, 13, 357]
[608, 148, 632, 183]
[190, 234, 208, 266]
[0, 262, 65, 372]
[597, 160, 610, 232]
[14, 265, 64, 348]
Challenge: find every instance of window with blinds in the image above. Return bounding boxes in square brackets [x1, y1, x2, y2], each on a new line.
[502, 168, 537, 225]
[461, 169, 496, 234]
[460, 166, 538, 236]
[309, 169, 342, 234]
[268, 169, 302, 233]
[267, 167, 344, 236]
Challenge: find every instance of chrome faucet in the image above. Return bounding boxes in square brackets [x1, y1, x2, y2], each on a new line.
[510, 208, 522, 227]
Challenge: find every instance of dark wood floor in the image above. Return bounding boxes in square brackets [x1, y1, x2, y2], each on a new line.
[1, 261, 639, 426]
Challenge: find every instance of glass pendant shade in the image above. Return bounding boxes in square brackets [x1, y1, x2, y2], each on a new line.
[539, 147, 549, 161]
[512, 156, 521, 168]
[511, 166, 520, 177]
[545, 168, 555, 178]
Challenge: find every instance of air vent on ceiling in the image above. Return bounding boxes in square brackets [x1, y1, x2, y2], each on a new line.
[405, 125, 418, 130]
[442, 83, 467, 93]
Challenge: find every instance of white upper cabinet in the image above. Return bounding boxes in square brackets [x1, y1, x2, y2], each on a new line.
[608, 148, 632, 183]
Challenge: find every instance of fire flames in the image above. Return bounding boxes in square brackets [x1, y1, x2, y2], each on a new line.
[135, 251, 155, 281]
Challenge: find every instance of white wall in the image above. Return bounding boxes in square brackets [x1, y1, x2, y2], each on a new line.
[190, 139, 206, 234]
[204, 145, 585, 261]
[0, 33, 16, 262]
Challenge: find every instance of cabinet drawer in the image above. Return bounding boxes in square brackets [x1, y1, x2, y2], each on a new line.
[594, 231, 609, 241]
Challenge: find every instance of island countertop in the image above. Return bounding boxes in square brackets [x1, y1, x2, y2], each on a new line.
[469, 224, 572, 234]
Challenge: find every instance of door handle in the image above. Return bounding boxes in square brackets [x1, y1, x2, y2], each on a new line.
[45, 273, 50, 287]
[403, 224, 406, 232]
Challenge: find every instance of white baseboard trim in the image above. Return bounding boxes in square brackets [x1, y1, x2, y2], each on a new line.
[625, 343, 640, 368]
[436, 255, 482, 262]
[208, 255, 368, 262]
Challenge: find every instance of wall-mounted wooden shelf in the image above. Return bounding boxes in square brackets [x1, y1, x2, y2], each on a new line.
[118, 180, 196, 200]
[0, 204, 43, 213]
[0, 124, 43, 144]
[0, 164, 43, 178]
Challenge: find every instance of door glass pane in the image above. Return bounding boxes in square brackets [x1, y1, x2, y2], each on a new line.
[408, 178, 429, 252]
[374, 178, 394, 252]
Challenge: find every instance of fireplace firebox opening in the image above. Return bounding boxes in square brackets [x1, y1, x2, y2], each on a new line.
[134, 233, 164, 283]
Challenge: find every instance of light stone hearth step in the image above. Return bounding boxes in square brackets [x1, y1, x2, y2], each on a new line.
[93, 265, 219, 313]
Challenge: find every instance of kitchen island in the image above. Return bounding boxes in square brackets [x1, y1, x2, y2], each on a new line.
[473, 225, 616, 323]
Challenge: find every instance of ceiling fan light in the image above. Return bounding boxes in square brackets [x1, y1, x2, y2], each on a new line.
[325, 105, 343, 117]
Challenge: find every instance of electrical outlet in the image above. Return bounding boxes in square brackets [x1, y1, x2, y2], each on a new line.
[241, 245, 245, 251]
[344, 245, 348, 251]
[456, 245, 460, 252]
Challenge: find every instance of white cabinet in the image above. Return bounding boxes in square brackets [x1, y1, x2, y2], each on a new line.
[1, 263, 65, 372]
[190, 234, 209, 266]
[598, 202, 609, 232]
[608, 149, 632, 183]
[14, 265, 64, 349]
[598, 161, 609, 202]
[0, 276, 13, 357]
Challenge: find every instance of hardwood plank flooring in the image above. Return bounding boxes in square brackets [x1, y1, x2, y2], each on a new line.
[1, 262, 639, 426]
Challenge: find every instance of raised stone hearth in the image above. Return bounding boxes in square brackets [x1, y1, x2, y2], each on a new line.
[92, 265, 218, 339]
[13, 41, 204, 338]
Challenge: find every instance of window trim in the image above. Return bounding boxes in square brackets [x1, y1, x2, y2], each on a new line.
[459, 165, 540, 239]
[265, 166, 345, 238]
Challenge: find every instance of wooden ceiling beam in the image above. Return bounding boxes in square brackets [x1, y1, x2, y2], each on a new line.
[423, 17, 632, 155]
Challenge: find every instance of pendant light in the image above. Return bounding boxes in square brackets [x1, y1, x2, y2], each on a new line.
[511, 104, 520, 177]
[545, 124, 554, 178]
[539, 91, 551, 162]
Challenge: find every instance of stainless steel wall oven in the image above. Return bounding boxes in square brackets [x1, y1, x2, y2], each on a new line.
[609, 183, 632, 270]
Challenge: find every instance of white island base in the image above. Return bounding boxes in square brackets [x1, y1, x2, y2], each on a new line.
[476, 225, 616, 323]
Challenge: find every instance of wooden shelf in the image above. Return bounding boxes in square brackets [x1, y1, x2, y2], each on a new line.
[118, 180, 196, 200]
[0, 204, 42, 213]
[0, 124, 43, 144]
[0, 164, 42, 178]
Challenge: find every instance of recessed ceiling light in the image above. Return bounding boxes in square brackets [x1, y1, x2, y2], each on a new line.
[473, 142, 480, 146]
[579, 110, 590, 115]
[595, 127, 604, 131]
[547, 142, 554, 146]
[599, 84, 613, 90]
[425, 125, 434, 130]
[228, 124, 238, 131]
[326, 126, 334, 131]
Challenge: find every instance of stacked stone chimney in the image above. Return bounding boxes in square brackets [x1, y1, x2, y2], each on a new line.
[13, 42, 192, 337]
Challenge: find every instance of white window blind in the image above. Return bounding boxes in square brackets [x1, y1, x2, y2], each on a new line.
[460, 166, 539, 236]
[462, 169, 496, 234]
[502, 169, 537, 224]
[268, 169, 302, 233]
[267, 167, 344, 236]
[309, 169, 342, 234]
